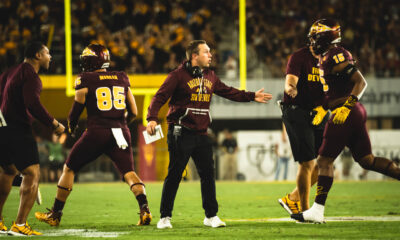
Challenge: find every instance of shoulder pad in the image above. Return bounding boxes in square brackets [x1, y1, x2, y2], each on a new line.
[326, 47, 353, 65]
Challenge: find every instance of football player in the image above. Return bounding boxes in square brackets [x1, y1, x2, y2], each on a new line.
[278, 21, 328, 215]
[35, 44, 152, 227]
[0, 42, 65, 236]
[291, 19, 400, 223]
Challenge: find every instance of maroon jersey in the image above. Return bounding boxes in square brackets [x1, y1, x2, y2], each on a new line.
[284, 47, 324, 109]
[318, 46, 372, 160]
[319, 46, 355, 108]
[0, 62, 53, 127]
[75, 71, 130, 128]
[147, 62, 255, 133]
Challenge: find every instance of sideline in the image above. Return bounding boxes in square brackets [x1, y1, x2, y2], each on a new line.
[225, 216, 400, 222]
[41, 229, 126, 238]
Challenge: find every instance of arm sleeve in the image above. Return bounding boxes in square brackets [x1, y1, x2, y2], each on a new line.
[22, 71, 54, 127]
[146, 72, 178, 122]
[68, 101, 85, 132]
[213, 75, 255, 102]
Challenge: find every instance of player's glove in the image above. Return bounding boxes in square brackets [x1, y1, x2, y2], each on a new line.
[332, 95, 358, 124]
[312, 106, 328, 125]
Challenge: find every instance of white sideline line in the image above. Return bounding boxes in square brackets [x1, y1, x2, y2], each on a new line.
[41, 229, 127, 238]
[226, 216, 400, 222]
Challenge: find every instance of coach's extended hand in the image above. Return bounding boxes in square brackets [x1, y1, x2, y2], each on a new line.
[332, 95, 358, 124]
[254, 88, 273, 103]
[312, 106, 328, 125]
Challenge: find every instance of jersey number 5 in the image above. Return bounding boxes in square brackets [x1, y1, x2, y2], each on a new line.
[96, 86, 126, 111]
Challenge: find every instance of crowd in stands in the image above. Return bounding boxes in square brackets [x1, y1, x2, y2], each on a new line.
[243, 0, 400, 78]
[0, 0, 222, 74]
[0, 0, 399, 78]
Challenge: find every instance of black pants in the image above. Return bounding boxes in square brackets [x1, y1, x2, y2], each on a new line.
[160, 127, 218, 218]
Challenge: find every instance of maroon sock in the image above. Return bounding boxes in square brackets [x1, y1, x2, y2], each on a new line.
[136, 194, 148, 208]
[314, 176, 333, 206]
[53, 198, 65, 212]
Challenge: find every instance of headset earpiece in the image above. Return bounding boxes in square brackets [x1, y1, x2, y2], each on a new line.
[191, 66, 202, 78]
[184, 61, 203, 78]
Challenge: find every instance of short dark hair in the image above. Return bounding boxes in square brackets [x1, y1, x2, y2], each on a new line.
[24, 41, 45, 59]
[186, 40, 206, 60]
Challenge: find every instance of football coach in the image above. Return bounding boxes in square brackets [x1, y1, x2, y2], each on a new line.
[146, 40, 273, 229]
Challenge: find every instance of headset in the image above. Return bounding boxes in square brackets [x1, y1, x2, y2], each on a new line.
[184, 61, 203, 79]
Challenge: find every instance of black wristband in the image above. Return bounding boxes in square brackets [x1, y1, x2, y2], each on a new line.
[343, 95, 358, 109]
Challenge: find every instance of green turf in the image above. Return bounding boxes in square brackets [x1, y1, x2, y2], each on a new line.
[2, 181, 400, 239]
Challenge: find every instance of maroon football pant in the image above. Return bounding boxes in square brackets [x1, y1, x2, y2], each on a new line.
[319, 103, 372, 161]
[66, 127, 134, 176]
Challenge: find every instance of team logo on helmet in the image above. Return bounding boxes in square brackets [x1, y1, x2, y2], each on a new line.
[308, 19, 341, 55]
[309, 22, 340, 36]
[81, 47, 97, 57]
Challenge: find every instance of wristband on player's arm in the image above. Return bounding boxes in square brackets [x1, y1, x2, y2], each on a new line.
[332, 95, 358, 124]
[68, 101, 85, 133]
[342, 95, 358, 109]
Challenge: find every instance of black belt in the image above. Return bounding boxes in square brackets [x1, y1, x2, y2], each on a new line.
[168, 124, 194, 132]
[282, 104, 299, 110]
[280, 103, 312, 111]
[278, 101, 299, 110]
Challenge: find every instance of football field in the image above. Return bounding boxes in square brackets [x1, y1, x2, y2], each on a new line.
[2, 181, 400, 239]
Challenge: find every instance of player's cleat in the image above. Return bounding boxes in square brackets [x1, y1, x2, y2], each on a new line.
[36, 187, 42, 205]
[137, 204, 152, 225]
[203, 216, 226, 228]
[157, 217, 172, 229]
[291, 202, 325, 224]
[35, 208, 63, 226]
[8, 221, 42, 236]
[0, 218, 7, 234]
[278, 194, 301, 214]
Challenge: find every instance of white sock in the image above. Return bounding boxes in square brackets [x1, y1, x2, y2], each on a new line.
[16, 223, 25, 227]
[311, 202, 325, 213]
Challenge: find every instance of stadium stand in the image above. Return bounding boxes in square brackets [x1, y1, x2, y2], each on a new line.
[0, 0, 222, 74]
[1, 0, 399, 77]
